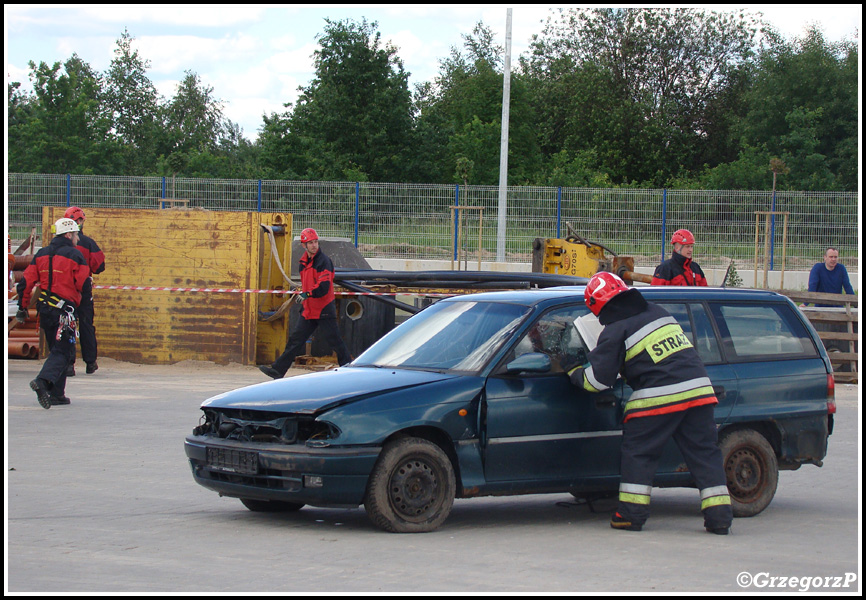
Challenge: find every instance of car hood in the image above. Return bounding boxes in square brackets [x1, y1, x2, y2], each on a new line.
[201, 366, 460, 415]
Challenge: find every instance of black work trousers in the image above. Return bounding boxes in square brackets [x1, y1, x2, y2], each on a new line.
[272, 314, 352, 376]
[74, 296, 97, 365]
[37, 308, 77, 396]
[617, 404, 733, 529]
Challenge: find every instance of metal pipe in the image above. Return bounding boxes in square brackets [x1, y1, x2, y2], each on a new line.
[8, 341, 33, 357]
[336, 280, 421, 314]
[8, 330, 40, 339]
[335, 269, 588, 288]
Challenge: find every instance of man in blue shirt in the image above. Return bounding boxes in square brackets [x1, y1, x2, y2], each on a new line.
[808, 247, 854, 296]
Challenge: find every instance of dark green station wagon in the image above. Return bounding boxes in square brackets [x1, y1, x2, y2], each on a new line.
[184, 287, 835, 532]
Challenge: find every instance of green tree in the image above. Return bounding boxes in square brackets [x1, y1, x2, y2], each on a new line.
[415, 21, 539, 185]
[163, 70, 227, 156]
[9, 55, 120, 174]
[524, 8, 759, 185]
[737, 26, 858, 190]
[103, 29, 162, 174]
[265, 18, 414, 182]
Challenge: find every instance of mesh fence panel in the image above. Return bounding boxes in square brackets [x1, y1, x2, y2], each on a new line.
[7, 173, 858, 271]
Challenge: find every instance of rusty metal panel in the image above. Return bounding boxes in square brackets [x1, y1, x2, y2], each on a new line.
[254, 213, 293, 365]
[45, 207, 291, 365]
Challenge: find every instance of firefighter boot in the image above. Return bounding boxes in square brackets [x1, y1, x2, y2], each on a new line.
[610, 512, 642, 532]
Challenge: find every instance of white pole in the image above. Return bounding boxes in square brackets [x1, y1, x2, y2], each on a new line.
[497, 8, 512, 263]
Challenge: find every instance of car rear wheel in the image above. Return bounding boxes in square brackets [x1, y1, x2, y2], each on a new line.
[240, 498, 305, 512]
[719, 429, 778, 517]
[364, 437, 456, 533]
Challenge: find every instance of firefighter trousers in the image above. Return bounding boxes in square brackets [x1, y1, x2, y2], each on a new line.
[74, 297, 97, 365]
[36, 308, 77, 396]
[272, 314, 352, 376]
[617, 404, 733, 529]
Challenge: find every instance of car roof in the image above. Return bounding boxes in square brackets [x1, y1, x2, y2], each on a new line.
[444, 286, 790, 306]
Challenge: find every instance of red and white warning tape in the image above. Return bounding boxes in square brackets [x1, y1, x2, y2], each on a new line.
[93, 285, 457, 297]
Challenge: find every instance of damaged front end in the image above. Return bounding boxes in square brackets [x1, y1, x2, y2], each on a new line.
[185, 406, 379, 507]
[193, 407, 340, 447]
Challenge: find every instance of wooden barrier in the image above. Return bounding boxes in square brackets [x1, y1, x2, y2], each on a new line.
[777, 290, 858, 384]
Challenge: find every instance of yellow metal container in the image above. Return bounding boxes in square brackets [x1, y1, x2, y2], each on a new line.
[44, 207, 292, 365]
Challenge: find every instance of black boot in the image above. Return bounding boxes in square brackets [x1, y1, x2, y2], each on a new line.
[30, 378, 52, 409]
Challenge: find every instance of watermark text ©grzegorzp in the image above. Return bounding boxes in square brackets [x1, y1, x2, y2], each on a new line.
[737, 571, 857, 592]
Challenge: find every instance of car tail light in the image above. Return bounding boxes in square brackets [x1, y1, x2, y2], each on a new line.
[827, 374, 836, 414]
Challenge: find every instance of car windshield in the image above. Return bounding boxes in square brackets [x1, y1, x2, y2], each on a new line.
[353, 300, 531, 373]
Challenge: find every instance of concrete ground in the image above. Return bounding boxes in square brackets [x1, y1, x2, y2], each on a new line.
[5, 357, 861, 594]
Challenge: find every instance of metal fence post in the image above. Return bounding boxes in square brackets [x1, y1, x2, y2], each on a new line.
[257, 180, 262, 212]
[770, 189, 776, 270]
[661, 188, 667, 262]
[556, 187, 562, 238]
[354, 181, 360, 248]
[66, 174, 71, 207]
[161, 177, 166, 208]
[453, 184, 460, 262]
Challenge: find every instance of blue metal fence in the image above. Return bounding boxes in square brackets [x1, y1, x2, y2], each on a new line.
[7, 173, 859, 272]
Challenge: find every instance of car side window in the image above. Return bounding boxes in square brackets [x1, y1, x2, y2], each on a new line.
[503, 304, 590, 373]
[710, 303, 818, 360]
[658, 302, 723, 364]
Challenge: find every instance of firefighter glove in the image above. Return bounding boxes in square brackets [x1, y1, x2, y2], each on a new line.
[15, 308, 28, 324]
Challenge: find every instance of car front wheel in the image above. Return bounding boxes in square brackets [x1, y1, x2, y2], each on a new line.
[719, 429, 778, 517]
[364, 437, 456, 533]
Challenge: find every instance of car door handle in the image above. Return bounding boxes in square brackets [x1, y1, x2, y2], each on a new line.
[713, 385, 726, 400]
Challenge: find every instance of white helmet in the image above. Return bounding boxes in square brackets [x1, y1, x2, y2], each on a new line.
[54, 217, 80, 236]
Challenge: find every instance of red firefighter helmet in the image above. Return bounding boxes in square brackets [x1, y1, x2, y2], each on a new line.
[64, 206, 86, 222]
[300, 228, 319, 244]
[584, 272, 630, 317]
[63, 206, 84, 222]
[670, 229, 695, 245]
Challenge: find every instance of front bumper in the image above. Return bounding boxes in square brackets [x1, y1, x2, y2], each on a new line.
[184, 436, 381, 507]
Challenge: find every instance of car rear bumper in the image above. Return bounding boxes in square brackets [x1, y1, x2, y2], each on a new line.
[184, 436, 381, 507]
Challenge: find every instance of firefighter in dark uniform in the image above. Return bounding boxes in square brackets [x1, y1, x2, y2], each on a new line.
[17, 218, 90, 408]
[652, 228, 708, 286]
[64, 206, 106, 375]
[566, 272, 732, 534]
[259, 228, 352, 378]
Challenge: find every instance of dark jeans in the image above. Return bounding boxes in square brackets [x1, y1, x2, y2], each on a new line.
[272, 315, 352, 376]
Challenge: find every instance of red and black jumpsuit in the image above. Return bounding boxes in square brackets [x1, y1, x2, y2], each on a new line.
[18, 235, 90, 397]
[270, 248, 352, 376]
[651, 251, 708, 286]
[74, 231, 105, 367]
[569, 290, 732, 531]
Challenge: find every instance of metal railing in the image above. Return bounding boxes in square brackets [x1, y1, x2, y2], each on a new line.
[7, 173, 858, 272]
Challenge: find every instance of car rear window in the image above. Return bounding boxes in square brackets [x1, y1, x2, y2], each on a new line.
[710, 303, 818, 360]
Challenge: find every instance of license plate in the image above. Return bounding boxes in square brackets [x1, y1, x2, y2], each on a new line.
[207, 448, 259, 475]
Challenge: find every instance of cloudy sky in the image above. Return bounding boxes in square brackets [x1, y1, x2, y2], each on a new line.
[5, 4, 861, 142]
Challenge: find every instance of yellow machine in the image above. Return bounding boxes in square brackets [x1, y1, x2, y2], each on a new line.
[532, 225, 653, 284]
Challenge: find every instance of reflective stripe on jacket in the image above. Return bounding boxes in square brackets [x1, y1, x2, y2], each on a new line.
[580, 302, 717, 422]
[299, 249, 336, 319]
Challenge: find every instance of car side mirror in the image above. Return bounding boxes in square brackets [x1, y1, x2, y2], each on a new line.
[505, 352, 552, 374]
